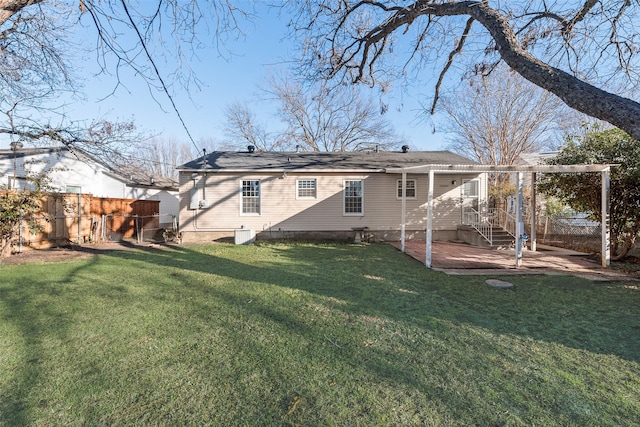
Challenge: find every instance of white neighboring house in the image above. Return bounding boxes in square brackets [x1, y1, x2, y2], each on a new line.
[0, 146, 179, 221]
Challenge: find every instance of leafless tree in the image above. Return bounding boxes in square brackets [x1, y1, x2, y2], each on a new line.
[274, 78, 398, 152]
[289, 1, 640, 141]
[223, 101, 284, 151]
[224, 77, 400, 152]
[130, 137, 194, 180]
[441, 65, 569, 166]
[0, 0, 251, 156]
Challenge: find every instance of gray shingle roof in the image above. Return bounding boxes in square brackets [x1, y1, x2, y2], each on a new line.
[178, 150, 477, 172]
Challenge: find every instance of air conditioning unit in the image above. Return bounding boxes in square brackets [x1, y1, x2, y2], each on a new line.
[234, 229, 255, 245]
[198, 199, 210, 208]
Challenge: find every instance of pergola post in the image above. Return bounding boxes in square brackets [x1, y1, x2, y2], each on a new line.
[401, 172, 407, 253]
[530, 172, 537, 252]
[601, 169, 611, 267]
[515, 172, 524, 267]
[426, 169, 434, 268]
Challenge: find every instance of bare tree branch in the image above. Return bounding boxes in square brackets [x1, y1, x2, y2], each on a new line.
[291, 1, 640, 141]
[223, 76, 400, 152]
[0, 0, 252, 161]
[441, 64, 574, 169]
[431, 16, 474, 114]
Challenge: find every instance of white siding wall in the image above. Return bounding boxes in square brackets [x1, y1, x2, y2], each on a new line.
[0, 150, 179, 217]
[179, 171, 485, 233]
[128, 187, 180, 218]
[0, 150, 123, 196]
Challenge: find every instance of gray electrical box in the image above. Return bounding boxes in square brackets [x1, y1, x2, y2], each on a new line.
[189, 188, 200, 210]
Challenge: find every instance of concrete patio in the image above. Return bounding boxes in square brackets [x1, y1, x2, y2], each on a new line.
[391, 241, 634, 280]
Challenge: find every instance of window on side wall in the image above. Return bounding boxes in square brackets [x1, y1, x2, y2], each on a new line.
[396, 179, 416, 199]
[66, 185, 82, 194]
[343, 179, 363, 216]
[296, 179, 317, 199]
[241, 179, 260, 215]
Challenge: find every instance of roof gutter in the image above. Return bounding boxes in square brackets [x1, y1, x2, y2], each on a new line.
[177, 168, 385, 173]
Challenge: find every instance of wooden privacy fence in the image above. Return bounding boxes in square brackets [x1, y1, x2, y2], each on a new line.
[22, 194, 170, 248]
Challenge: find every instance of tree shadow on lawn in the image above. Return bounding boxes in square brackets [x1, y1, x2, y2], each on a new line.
[0, 254, 129, 426]
[98, 242, 640, 364]
[3, 242, 639, 424]
[99, 242, 640, 423]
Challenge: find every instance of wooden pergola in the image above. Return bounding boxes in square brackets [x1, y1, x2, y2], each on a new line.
[386, 164, 613, 269]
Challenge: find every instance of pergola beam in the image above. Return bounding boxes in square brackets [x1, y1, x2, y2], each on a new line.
[387, 164, 613, 174]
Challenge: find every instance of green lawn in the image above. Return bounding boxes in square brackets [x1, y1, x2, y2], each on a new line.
[1, 242, 639, 426]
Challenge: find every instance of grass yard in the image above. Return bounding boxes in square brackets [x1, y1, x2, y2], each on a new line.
[1, 242, 639, 426]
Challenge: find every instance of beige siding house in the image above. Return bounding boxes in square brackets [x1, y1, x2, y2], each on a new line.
[177, 148, 486, 243]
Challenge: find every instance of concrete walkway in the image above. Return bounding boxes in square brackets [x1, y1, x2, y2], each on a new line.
[391, 241, 634, 280]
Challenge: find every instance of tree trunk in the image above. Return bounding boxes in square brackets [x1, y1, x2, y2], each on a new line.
[0, 0, 43, 26]
[0, 237, 12, 257]
[611, 224, 640, 261]
[361, 1, 640, 140]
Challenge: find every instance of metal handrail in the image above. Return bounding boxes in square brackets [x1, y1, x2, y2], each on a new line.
[463, 207, 493, 245]
[488, 208, 516, 238]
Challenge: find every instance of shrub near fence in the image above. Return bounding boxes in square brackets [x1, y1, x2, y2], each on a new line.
[22, 194, 162, 248]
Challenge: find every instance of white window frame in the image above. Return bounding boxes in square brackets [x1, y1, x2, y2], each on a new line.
[240, 179, 261, 216]
[296, 179, 317, 200]
[462, 179, 480, 198]
[461, 178, 480, 223]
[343, 179, 364, 216]
[66, 185, 82, 194]
[396, 179, 417, 200]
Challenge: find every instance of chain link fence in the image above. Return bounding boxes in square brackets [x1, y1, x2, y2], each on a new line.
[533, 214, 601, 252]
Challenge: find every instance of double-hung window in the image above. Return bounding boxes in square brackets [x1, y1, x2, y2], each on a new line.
[343, 179, 364, 215]
[396, 179, 416, 199]
[241, 180, 260, 215]
[296, 179, 317, 199]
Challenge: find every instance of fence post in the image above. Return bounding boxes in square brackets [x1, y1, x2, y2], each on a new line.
[18, 214, 23, 253]
[76, 193, 82, 244]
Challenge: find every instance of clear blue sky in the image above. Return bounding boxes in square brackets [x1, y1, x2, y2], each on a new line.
[2, 3, 448, 152]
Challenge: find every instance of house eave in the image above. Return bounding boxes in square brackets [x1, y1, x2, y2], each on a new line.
[126, 183, 179, 192]
[177, 168, 386, 174]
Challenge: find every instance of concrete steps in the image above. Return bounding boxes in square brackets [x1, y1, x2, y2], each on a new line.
[490, 226, 515, 249]
[456, 224, 515, 249]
